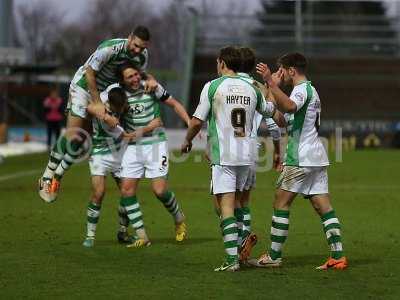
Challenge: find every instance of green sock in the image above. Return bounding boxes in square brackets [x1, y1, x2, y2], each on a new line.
[54, 139, 83, 180]
[118, 205, 129, 231]
[120, 196, 144, 230]
[321, 210, 343, 259]
[220, 216, 238, 264]
[234, 208, 243, 247]
[269, 209, 289, 260]
[86, 202, 101, 238]
[242, 206, 251, 239]
[156, 191, 184, 224]
[42, 135, 67, 179]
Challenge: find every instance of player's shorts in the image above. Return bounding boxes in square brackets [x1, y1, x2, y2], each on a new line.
[210, 165, 250, 195]
[66, 83, 91, 119]
[243, 162, 257, 191]
[88, 151, 123, 177]
[276, 166, 329, 197]
[120, 141, 169, 179]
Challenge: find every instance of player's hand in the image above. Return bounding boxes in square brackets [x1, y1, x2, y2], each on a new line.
[271, 68, 284, 86]
[89, 102, 106, 119]
[122, 131, 137, 141]
[144, 78, 158, 93]
[181, 139, 192, 154]
[256, 63, 272, 82]
[103, 114, 119, 128]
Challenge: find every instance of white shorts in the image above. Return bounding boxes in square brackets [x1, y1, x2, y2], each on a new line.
[66, 83, 91, 119]
[88, 151, 123, 177]
[243, 162, 257, 191]
[210, 165, 250, 195]
[276, 166, 329, 197]
[120, 141, 169, 179]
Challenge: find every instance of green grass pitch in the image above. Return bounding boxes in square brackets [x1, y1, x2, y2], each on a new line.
[0, 150, 399, 299]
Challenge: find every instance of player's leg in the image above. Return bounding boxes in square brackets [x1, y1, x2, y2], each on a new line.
[151, 178, 187, 242]
[120, 178, 150, 247]
[83, 175, 106, 247]
[238, 188, 258, 262]
[113, 175, 132, 244]
[52, 115, 90, 181]
[39, 84, 91, 202]
[308, 167, 347, 270]
[214, 191, 240, 272]
[234, 192, 243, 247]
[211, 165, 242, 272]
[250, 166, 304, 267]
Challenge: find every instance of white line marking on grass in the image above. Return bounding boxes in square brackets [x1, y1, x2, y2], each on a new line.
[0, 169, 42, 182]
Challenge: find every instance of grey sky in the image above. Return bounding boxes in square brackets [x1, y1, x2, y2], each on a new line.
[13, 0, 400, 22]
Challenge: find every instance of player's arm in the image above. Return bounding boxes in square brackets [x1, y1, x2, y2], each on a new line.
[255, 88, 286, 128]
[266, 118, 282, 171]
[86, 67, 101, 104]
[155, 83, 191, 126]
[123, 117, 163, 141]
[164, 97, 191, 127]
[256, 63, 297, 113]
[181, 82, 210, 153]
[182, 117, 203, 153]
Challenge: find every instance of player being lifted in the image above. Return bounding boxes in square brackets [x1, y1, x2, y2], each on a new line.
[235, 46, 282, 262]
[82, 86, 161, 247]
[116, 62, 190, 247]
[250, 53, 348, 270]
[181, 46, 285, 272]
[38, 26, 157, 203]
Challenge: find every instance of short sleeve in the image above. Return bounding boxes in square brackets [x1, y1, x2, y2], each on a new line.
[289, 85, 307, 112]
[193, 82, 211, 121]
[154, 83, 170, 102]
[101, 124, 124, 140]
[256, 95, 275, 118]
[87, 47, 114, 71]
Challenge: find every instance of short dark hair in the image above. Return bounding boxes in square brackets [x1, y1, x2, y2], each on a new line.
[116, 62, 140, 82]
[218, 46, 241, 72]
[239, 47, 256, 73]
[277, 52, 307, 74]
[108, 87, 127, 112]
[132, 25, 151, 41]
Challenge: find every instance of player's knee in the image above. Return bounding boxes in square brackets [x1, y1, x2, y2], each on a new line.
[92, 189, 105, 203]
[153, 187, 167, 198]
[120, 183, 134, 197]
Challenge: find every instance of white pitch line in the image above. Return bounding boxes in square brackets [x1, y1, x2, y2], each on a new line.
[0, 169, 42, 182]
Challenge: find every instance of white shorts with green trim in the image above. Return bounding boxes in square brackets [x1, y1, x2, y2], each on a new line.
[120, 141, 169, 179]
[243, 162, 257, 191]
[276, 166, 329, 197]
[66, 83, 91, 119]
[210, 165, 250, 195]
[88, 151, 123, 177]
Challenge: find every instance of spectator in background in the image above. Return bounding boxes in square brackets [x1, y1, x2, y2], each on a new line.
[43, 88, 63, 149]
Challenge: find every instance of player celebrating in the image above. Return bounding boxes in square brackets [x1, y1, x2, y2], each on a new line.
[82, 86, 161, 248]
[117, 62, 190, 247]
[181, 46, 284, 272]
[236, 46, 282, 262]
[251, 53, 348, 270]
[38, 25, 157, 203]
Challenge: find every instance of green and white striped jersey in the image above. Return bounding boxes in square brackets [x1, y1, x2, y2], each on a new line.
[193, 75, 276, 166]
[237, 72, 280, 140]
[284, 81, 329, 167]
[103, 83, 170, 145]
[91, 92, 125, 155]
[72, 39, 148, 92]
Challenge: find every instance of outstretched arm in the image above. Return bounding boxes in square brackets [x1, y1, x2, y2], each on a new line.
[164, 97, 191, 127]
